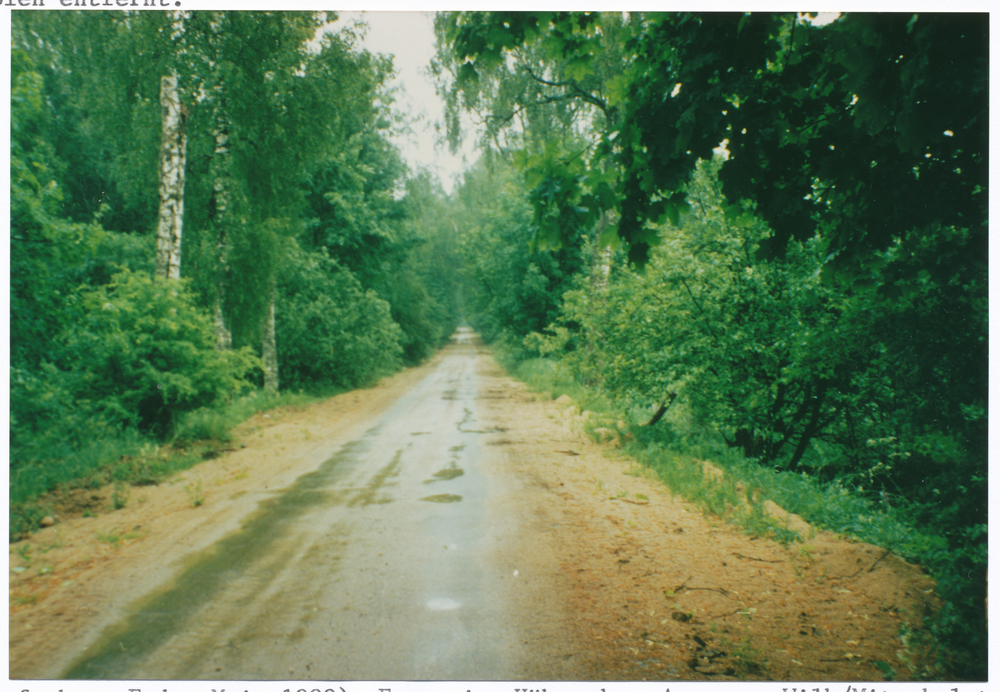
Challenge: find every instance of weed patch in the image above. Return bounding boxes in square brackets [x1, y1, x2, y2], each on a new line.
[96, 527, 145, 549]
[183, 480, 205, 508]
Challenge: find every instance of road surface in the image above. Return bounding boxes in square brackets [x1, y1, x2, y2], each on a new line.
[63, 329, 580, 680]
[10, 329, 939, 682]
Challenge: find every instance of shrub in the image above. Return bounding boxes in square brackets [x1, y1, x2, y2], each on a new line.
[59, 269, 259, 437]
[276, 247, 403, 391]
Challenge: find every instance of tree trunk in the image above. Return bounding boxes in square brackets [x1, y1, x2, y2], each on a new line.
[154, 73, 186, 280]
[585, 210, 615, 386]
[786, 383, 828, 472]
[209, 96, 233, 350]
[262, 279, 279, 393]
[212, 300, 232, 351]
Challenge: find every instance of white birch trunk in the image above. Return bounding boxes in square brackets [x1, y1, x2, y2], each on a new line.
[591, 244, 612, 293]
[210, 99, 233, 350]
[213, 300, 232, 351]
[155, 73, 186, 280]
[590, 211, 615, 294]
[262, 279, 279, 393]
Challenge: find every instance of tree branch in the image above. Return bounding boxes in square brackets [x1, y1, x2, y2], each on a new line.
[521, 63, 612, 120]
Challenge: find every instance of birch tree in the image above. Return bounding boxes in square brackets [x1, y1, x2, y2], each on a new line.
[208, 91, 234, 349]
[262, 279, 279, 392]
[154, 72, 187, 279]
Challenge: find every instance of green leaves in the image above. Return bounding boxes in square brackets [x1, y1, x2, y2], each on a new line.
[62, 271, 258, 438]
[276, 247, 403, 390]
[440, 11, 985, 272]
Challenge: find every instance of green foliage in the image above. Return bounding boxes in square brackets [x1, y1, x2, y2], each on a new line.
[60, 270, 259, 438]
[10, 387, 320, 541]
[173, 388, 319, 445]
[302, 142, 458, 367]
[454, 158, 587, 348]
[440, 12, 986, 268]
[112, 481, 130, 510]
[276, 246, 403, 391]
[10, 268, 257, 524]
[504, 358, 586, 404]
[179, 12, 384, 353]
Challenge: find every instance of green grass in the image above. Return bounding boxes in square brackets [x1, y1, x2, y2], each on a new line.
[172, 388, 321, 445]
[511, 358, 589, 402]
[112, 481, 130, 510]
[9, 387, 325, 541]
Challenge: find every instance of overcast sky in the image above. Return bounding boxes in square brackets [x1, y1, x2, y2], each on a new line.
[334, 11, 480, 195]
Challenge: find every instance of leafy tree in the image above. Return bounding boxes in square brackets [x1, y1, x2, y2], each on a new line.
[11, 11, 168, 233]
[302, 123, 410, 289]
[394, 169, 464, 359]
[439, 12, 986, 270]
[299, 70, 463, 367]
[453, 157, 588, 349]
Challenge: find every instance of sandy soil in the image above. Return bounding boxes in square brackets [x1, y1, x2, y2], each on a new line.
[9, 340, 938, 681]
[473, 356, 939, 681]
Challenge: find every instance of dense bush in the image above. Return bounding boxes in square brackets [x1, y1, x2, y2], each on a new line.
[11, 269, 259, 512]
[59, 270, 259, 437]
[276, 246, 403, 391]
[531, 157, 987, 677]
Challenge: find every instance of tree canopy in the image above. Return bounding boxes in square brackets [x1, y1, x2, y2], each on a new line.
[438, 12, 987, 269]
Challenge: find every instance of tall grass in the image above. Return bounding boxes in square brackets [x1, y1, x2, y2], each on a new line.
[172, 388, 323, 444]
[511, 358, 588, 402]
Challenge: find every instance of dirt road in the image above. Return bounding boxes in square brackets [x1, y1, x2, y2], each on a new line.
[9, 330, 938, 681]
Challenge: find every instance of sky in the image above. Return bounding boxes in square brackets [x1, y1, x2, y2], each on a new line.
[333, 12, 481, 195]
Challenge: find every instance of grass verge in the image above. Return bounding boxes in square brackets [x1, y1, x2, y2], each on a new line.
[9, 387, 326, 542]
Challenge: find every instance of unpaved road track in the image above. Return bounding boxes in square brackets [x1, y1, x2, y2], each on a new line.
[10, 331, 937, 681]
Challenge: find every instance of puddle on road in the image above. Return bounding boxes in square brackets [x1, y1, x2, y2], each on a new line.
[420, 494, 463, 503]
[424, 465, 464, 483]
[63, 427, 389, 679]
[457, 407, 507, 434]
